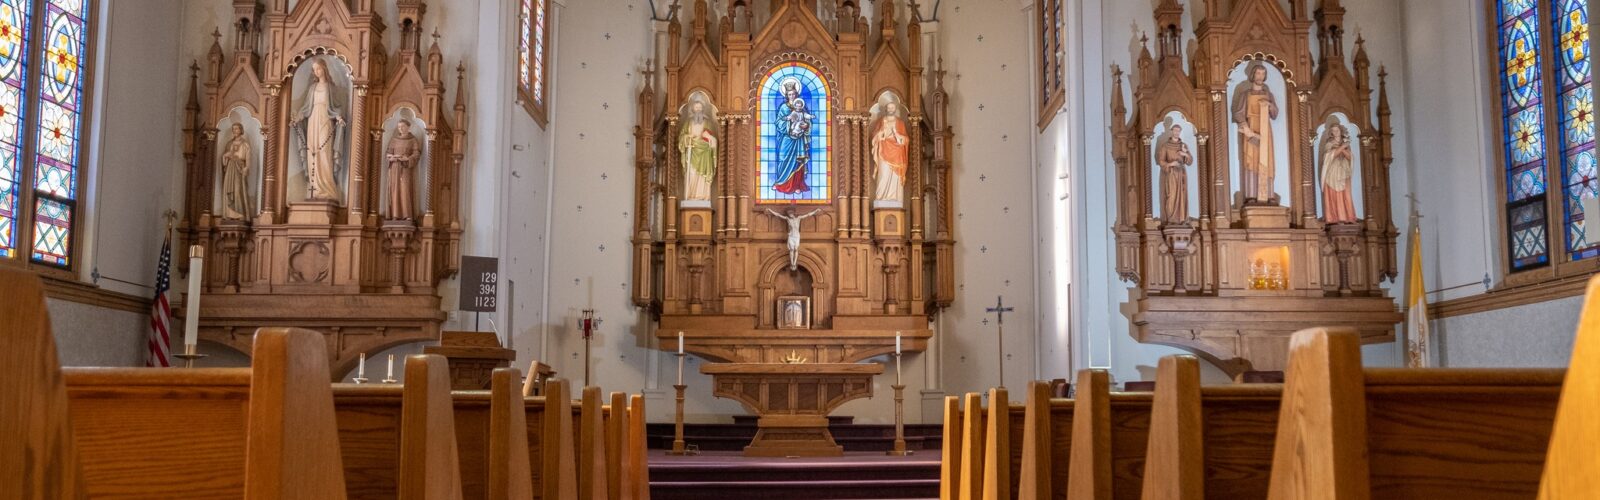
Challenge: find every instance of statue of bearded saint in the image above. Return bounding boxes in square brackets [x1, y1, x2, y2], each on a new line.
[1156, 124, 1193, 224]
[871, 101, 909, 204]
[384, 120, 422, 220]
[294, 58, 347, 204]
[1231, 62, 1280, 205]
[679, 100, 717, 202]
[219, 123, 254, 220]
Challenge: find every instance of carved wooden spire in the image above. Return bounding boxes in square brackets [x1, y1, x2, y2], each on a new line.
[1316, 0, 1347, 69]
[1110, 64, 1127, 124]
[398, 0, 426, 53]
[1155, 0, 1184, 60]
[1353, 34, 1370, 94]
[427, 30, 444, 83]
[232, 0, 261, 54]
[692, 0, 708, 42]
[878, 0, 897, 43]
[207, 29, 225, 84]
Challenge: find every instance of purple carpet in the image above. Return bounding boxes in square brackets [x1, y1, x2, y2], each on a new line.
[649, 451, 940, 500]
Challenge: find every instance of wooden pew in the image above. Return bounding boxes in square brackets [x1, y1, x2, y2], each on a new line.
[488, 369, 534, 500]
[1141, 355, 1281, 500]
[940, 395, 964, 500]
[957, 392, 987, 500]
[626, 394, 650, 500]
[540, 379, 578, 500]
[578, 386, 612, 500]
[63, 327, 348, 499]
[0, 267, 84, 499]
[1066, 369, 1154, 500]
[979, 388, 1027, 500]
[1540, 275, 1600, 497]
[1017, 380, 1074, 500]
[1267, 328, 1564, 499]
[332, 355, 465, 500]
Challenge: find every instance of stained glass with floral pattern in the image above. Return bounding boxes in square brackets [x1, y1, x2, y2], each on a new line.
[1499, 0, 1551, 269]
[0, 0, 28, 259]
[1551, 0, 1598, 260]
[29, 0, 82, 266]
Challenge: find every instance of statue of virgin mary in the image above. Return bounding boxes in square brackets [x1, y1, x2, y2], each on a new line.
[294, 58, 347, 204]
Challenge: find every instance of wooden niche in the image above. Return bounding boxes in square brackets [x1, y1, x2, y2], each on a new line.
[179, 0, 468, 377]
[632, 0, 957, 455]
[1110, 0, 1402, 376]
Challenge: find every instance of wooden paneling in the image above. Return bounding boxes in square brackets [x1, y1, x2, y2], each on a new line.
[0, 268, 85, 499]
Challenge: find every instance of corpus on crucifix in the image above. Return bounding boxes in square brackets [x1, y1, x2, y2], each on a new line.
[987, 295, 1015, 389]
[763, 207, 822, 271]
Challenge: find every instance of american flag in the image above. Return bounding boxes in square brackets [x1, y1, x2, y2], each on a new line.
[147, 234, 173, 367]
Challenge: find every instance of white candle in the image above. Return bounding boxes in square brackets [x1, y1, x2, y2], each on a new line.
[357, 353, 366, 379]
[677, 352, 685, 386]
[184, 245, 203, 348]
[678, 332, 685, 355]
[895, 332, 902, 355]
[386, 355, 395, 380]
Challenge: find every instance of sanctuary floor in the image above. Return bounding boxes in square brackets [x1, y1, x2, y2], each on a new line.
[648, 451, 940, 500]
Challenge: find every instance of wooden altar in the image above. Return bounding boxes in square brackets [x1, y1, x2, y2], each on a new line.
[179, 0, 468, 377]
[636, 0, 956, 456]
[1110, 0, 1402, 376]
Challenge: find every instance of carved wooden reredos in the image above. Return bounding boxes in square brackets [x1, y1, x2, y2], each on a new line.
[1110, 0, 1402, 376]
[634, 0, 955, 361]
[180, 0, 467, 375]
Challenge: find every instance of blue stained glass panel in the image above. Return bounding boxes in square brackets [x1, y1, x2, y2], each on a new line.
[1510, 198, 1551, 270]
[757, 62, 832, 204]
[1552, 0, 1599, 259]
[1499, 0, 1552, 270]
[28, 0, 84, 266]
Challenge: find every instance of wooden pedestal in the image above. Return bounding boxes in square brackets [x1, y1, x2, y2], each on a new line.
[701, 362, 884, 457]
[423, 331, 515, 390]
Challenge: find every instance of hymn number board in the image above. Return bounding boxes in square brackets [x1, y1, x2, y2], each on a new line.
[460, 256, 499, 312]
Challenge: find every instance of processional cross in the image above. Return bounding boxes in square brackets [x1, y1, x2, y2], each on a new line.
[987, 295, 1015, 389]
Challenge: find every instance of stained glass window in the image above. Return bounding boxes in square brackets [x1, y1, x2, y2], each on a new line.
[517, 0, 548, 125]
[0, 0, 93, 270]
[1551, 0, 1598, 260]
[1496, 0, 1553, 271]
[0, 0, 29, 260]
[757, 62, 831, 204]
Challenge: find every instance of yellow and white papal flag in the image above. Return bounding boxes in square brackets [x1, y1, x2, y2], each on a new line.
[1405, 222, 1430, 368]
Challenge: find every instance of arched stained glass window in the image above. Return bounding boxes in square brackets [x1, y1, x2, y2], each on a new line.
[757, 62, 831, 204]
[1498, 0, 1550, 271]
[517, 0, 550, 126]
[1491, 0, 1598, 283]
[0, 0, 31, 260]
[1552, 0, 1597, 260]
[30, 0, 85, 267]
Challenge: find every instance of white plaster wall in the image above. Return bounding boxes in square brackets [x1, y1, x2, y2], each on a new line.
[1069, 0, 1413, 384]
[48, 299, 147, 367]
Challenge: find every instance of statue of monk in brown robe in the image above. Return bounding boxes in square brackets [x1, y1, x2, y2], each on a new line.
[384, 120, 421, 220]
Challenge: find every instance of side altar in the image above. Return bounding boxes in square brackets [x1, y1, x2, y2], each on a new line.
[178, 0, 468, 376]
[635, 0, 957, 456]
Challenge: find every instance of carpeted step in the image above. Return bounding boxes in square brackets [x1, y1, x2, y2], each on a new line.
[650, 461, 939, 482]
[649, 479, 940, 500]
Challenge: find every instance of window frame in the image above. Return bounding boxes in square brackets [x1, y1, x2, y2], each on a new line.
[1486, 0, 1600, 290]
[1036, 0, 1064, 129]
[0, 0, 97, 280]
[517, 0, 551, 127]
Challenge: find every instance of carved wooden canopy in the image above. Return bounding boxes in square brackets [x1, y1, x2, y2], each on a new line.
[1110, 0, 1402, 376]
[633, 0, 956, 362]
[180, 0, 469, 377]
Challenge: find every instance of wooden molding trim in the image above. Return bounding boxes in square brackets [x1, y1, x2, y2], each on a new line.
[1430, 272, 1594, 319]
[39, 275, 150, 314]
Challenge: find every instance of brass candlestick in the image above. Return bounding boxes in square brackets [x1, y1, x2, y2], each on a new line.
[668, 382, 691, 455]
[172, 343, 208, 368]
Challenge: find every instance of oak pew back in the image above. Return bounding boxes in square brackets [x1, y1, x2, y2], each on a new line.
[0, 268, 84, 499]
[957, 392, 986, 500]
[488, 369, 534, 500]
[1067, 369, 1154, 500]
[1539, 275, 1600, 497]
[940, 396, 964, 500]
[63, 328, 349, 500]
[1017, 381, 1075, 500]
[540, 379, 578, 500]
[332, 354, 465, 500]
[625, 395, 650, 500]
[1267, 328, 1564, 500]
[1140, 355, 1282, 500]
[979, 387, 1027, 500]
[577, 386, 612, 500]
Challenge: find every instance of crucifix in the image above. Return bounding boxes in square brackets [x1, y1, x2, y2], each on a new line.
[986, 295, 1015, 389]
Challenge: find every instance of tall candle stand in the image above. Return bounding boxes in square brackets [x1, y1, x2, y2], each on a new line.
[579, 309, 601, 387]
[172, 343, 208, 369]
[669, 349, 692, 455]
[887, 351, 909, 456]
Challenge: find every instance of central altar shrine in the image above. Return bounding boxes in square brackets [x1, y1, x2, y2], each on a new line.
[634, 0, 957, 456]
